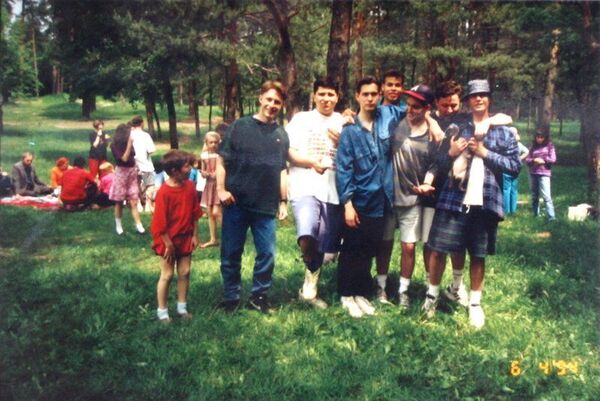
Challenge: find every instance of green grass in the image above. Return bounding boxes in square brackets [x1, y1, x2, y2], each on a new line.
[1, 96, 599, 400]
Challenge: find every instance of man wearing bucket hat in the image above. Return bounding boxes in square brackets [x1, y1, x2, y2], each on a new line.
[425, 81, 514, 308]
[423, 79, 521, 328]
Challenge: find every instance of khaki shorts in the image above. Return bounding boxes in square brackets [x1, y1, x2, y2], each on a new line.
[382, 205, 422, 243]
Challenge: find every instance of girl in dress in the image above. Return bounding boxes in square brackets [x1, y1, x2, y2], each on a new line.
[200, 131, 221, 247]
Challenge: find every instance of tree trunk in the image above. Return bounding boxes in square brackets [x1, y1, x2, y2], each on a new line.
[262, 0, 301, 120]
[52, 66, 63, 94]
[0, 94, 4, 136]
[31, 26, 39, 97]
[541, 28, 561, 130]
[208, 70, 213, 131]
[190, 81, 201, 138]
[143, 92, 156, 139]
[223, 0, 239, 123]
[82, 92, 96, 119]
[162, 73, 178, 149]
[153, 102, 162, 140]
[580, 1, 600, 205]
[326, 0, 353, 111]
[224, 63, 238, 123]
[352, 4, 365, 85]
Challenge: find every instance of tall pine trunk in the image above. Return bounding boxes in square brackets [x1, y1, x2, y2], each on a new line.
[162, 73, 178, 149]
[326, 0, 353, 111]
[143, 92, 156, 139]
[263, 0, 301, 119]
[581, 1, 600, 205]
[82, 92, 96, 119]
[541, 28, 560, 130]
[189, 80, 201, 138]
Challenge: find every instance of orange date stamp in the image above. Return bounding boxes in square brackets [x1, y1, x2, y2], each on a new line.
[509, 359, 580, 377]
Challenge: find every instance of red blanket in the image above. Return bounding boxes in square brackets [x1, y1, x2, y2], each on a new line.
[0, 195, 62, 210]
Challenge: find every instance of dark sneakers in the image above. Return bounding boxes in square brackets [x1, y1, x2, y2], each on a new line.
[216, 299, 240, 313]
[247, 294, 274, 314]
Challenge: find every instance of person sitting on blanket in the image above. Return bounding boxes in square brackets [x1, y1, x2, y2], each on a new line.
[60, 155, 99, 209]
[12, 152, 53, 196]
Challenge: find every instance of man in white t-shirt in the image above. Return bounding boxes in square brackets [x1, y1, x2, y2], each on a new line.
[129, 116, 156, 211]
[286, 77, 346, 308]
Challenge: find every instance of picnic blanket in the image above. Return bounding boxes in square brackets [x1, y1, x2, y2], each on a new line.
[0, 195, 62, 210]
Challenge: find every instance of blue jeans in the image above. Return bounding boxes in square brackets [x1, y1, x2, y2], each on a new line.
[220, 204, 276, 301]
[530, 174, 556, 220]
[502, 173, 519, 214]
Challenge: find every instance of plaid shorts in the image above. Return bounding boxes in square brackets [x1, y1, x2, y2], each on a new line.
[427, 207, 499, 258]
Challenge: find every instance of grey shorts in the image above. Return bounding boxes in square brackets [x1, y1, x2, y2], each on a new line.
[291, 196, 342, 254]
[382, 205, 422, 243]
[139, 171, 156, 195]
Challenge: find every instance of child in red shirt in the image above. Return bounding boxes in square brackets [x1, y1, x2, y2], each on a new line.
[151, 150, 202, 323]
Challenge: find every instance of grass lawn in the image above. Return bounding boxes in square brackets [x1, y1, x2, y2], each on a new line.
[1, 97, 599, 400]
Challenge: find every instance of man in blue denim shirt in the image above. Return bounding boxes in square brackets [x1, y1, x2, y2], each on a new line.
[423, 79, 521, 328]
[335, 77, 392, 318]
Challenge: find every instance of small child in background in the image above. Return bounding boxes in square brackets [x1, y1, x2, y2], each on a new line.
[200, 131, 221, 248]
[97, 162, 116, 207]
[151, 150, 202, 323]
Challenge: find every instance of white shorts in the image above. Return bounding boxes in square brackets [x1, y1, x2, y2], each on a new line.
[421, 206, 436, 243]
[383, 205, 422, 243]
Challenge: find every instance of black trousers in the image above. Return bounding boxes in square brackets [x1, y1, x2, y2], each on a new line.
[337, 214, 384, 297]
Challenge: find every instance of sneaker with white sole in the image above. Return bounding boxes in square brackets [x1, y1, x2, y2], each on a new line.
[341, 296, 364, 318]
[376, 286, 392, 305]
[443, 284, 469, 307]
[398, 291, 410, 309]
[469, 304, 485, 329]
[421, 294, 438, 319]
[299, 289, 328, 309]
[354, 296, 376, 316]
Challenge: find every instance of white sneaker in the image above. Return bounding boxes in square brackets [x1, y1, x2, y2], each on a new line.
[443, 284, 469, 307]
[469, 304, 485, 329]
[421, 294, 439, 319]
[353, 296, 376, 316]
[341, 296, 364, 318]
[376, 286, 392, 304]
[398, 291, 410, 309]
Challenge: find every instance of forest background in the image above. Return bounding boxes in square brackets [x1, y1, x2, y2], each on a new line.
[1, 0, 599, 205]
[0, 1, 599, 400]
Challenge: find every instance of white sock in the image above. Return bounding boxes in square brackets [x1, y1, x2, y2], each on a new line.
[470, 290, 482, 305]
[376, 274, 387, 289]
[177, 302, 188, 315]
[115, 218, 123, 235]
[427, 284, 440, 298]
[157, 307, 169, 320]
[399, 277, 411, 294]
[452, 269, 464, 289]
[136, 223, 145, 234]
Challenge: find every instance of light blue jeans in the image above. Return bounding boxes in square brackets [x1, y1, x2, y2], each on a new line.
[220, 204, 276, 301]
[530, 174, 556, 220]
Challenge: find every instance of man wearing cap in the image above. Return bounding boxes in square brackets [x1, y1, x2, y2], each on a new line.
[423, 79, 521, 328]
[386, 84, 442, 308]
[373, 81, 444, 305]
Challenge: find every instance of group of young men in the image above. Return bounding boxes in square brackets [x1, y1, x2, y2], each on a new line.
[211, 72, 521, 329]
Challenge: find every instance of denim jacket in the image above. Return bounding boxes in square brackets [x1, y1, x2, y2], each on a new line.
[336, 113, 394, 218]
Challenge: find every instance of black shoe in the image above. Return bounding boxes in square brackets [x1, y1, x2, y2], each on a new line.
[246, 294, 274, 314]
[216, 299, 240, 313]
